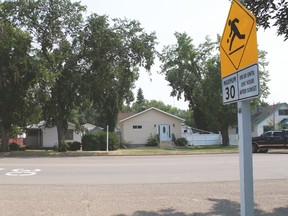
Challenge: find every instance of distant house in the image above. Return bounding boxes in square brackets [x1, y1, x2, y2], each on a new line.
[82, 123, 104, 133]
[228, 102, 288, 144]
[118, 107, 184, 148]
[25, 121, 81, 148]
[181, 125, 213, 134]
[251, 102, 288, 136]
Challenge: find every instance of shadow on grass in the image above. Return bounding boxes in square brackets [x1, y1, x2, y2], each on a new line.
[115, 199, 288, 216]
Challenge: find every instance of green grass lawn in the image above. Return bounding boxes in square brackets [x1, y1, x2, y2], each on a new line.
[112, 145, 239, 155]
[0, 145, 239, 157]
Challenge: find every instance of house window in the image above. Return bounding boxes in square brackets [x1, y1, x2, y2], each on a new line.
[263, 125, 273, 132]
[278, 109, 288, 115]
[65, 129, 74, 140]
[132, 125, 142, 129]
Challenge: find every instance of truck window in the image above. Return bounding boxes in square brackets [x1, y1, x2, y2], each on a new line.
[273, 132, 282, 137]
[262, 132, 272, 137]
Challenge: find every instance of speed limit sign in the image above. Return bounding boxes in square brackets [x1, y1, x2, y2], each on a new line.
[222, 64, 259, 104]
[222, 73, 239, 104]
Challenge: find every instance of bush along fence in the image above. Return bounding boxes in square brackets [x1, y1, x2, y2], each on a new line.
[81, 132, 120, 151]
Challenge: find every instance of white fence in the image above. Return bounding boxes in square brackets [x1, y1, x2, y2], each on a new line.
[182, 133, 222, 146]
[229, 134, 239, 145]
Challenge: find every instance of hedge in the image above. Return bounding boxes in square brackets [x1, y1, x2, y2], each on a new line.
[82, 132, 120, 151]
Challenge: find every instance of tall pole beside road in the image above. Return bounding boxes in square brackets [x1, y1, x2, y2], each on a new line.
[220, 0, 258, 215]
[238, 100, 254, 216]
[237, 0, 254, 214]
[106, 125, 109, 152]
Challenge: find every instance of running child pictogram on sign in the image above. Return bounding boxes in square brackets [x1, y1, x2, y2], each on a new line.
[227, 18, 245, 54]
[220, 0, 258, 78]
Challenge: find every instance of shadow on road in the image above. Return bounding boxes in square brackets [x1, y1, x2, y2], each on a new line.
[115, 198, 288, 216]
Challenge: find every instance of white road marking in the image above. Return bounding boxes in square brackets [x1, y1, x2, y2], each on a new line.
[5, 168, 41, 177]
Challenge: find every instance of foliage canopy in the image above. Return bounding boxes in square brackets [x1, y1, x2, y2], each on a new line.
[244, 0, 288, 41]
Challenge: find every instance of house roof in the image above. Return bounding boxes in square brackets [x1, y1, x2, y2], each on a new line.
[82, 123, 104, 131]
[119, 107, 185, 123]
[279, 118, 288, 127]
[27, 121, 76, 129]
[251, 103, 288, 125]
[182, 124, 215, 134]
[26, 120, 46, 129]
[118, 112, 136, 122]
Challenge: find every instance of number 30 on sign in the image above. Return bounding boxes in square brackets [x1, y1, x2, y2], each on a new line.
[222, 73, 239, 104]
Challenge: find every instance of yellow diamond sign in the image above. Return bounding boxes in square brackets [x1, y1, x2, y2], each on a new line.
[220, 0, 258, 78]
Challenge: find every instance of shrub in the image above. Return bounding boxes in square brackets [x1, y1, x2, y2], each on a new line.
[146, 134, 159, 146]
[108, 133, 120, 150]
[68, 141, 81, 151]
[9, 142, 20, 151]
[82, 132, 120, 151]
[82, 133, 101, 151]
[54, 140, 69, 152]
[175, 137, 188, 146]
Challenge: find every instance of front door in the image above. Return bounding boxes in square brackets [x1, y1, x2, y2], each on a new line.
[159, 124, 171, 141]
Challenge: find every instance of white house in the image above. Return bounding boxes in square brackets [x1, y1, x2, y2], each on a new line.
[251, 102, 288, 136]
[118, 107, 184, 148]
[25, 121, 81, 148]
[228, 102, 288, 145]
[82, 123, 104, 133]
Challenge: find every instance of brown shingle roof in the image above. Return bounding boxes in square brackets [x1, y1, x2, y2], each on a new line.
[118, 112, 136, 122]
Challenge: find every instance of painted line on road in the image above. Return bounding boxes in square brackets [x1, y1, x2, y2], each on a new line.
[5, 168, 41, 177]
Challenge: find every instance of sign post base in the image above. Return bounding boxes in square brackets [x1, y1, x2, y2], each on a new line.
[238, 100, 254, 216]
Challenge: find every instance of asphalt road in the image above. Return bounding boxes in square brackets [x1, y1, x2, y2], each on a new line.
[0, 153, 287, 216]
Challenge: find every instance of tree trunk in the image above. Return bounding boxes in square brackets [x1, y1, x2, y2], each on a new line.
[55, 120, 65, 145]
[0, 123, 10, 152]
[107, 112, 117, 132]
[221, 127, 230, 146]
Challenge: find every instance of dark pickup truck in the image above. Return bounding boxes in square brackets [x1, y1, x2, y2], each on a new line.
[252, 130, 288, 153]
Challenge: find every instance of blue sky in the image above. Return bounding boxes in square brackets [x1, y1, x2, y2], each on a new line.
[78, 0, 287, 110]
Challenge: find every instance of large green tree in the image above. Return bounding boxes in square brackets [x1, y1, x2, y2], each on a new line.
[244, 0, 288, 41]
[199, 40, 237, 145]
[251, 50, 271, 107]
[81, 14, 157, 131]
[1, 0, 86, 144]
[0, 20, 40, 152]
[160, 33, 209, 130]
[160, 33, 270, 146]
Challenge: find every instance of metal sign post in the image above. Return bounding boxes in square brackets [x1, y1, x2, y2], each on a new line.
[106, 125, 109, 152]
[238, 100, 254, 216]
[237, 1, 255, 215]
